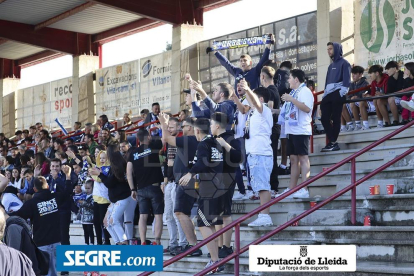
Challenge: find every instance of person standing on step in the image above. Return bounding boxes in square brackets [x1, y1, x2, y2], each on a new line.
[237, 81, 273, 227]
[279, 69, 314, 198]
[260, 66, 281, 198]
[210, 112, 242, 258]
[179, 118, 225, 273]
[158, 115, 202, 257]
[275, 61, 293, 175]
[127, 129, 164, 246]
[160, 117, 188, 255]
[321, 42, 351, 152]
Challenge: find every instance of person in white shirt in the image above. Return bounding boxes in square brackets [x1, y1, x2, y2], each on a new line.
[279, 69, 314, 198]
[237, 80, 273, 227]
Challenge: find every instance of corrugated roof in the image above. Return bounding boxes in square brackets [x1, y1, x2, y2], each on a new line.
[0, 41, 44, 59]
[0, 0, 87, 25]
[49, 4, 142, 34]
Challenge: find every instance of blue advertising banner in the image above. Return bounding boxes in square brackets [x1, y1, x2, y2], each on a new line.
[56, 245, 163, 272]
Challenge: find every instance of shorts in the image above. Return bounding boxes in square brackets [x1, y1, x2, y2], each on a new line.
[247, 154, 272, 192]
[287, 134, 310, 156]
[174, 184, 197, 216]
[280, 124, 287, 139]
[197, 196, 223, 227]
[137, 185, 164, 215]
[354, 101, 376, 113]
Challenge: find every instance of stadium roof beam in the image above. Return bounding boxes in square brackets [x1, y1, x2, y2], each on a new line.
[34, 2, 96, 31]
[16, 50, 66, 68]
[0, 19, 97, 55]
[92, 18, 163, 44]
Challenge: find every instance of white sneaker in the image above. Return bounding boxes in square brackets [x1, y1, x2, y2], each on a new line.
[401, 100, 414, 112]
[361, 125, 369, 130]
[346, 124, 355, 131]
[248, 214, 273, 227]
[270, 190, 278, 198]
[245, 190, 259, 200]
[232, 192, 245, 201]
[292, 188, 310, 198]
[277, 188, 290, 197]
[376, 123, 384, 128]
[340, 126, 347, 132]
[354, 124, 362, 131]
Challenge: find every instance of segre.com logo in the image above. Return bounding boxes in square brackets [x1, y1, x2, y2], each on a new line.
[56, 245, 163, 272]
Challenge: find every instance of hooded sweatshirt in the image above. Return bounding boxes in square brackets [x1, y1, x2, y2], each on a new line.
[192, 98, 236, 131]
[324, 42, 351, 98]
[11, 188, 70, 246]
[370, 74, 389, 96]
[348, 77, 369, 98]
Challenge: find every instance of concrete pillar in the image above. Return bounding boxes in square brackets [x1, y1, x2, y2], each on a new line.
[72, 55, 99, 123]
[316, 0, 354, 92]
[0, 78, 19, 136]
[171, 24, 204, 114]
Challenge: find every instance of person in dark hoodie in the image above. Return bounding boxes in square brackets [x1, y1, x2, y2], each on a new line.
[211, 34, 274, 93]
[320, 42, 351, 152]
[385, 61, 405, 125]
[43, 158, 77, 275]
[369, 64, 390, 128]
[179, 118, 224, 274]
[11, 169, 73, 276]
[340, 65, 371, 131]
[210, 112, 242, 259]
[190, 79, 237, 131]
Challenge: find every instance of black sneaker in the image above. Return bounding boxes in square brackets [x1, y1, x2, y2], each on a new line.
[181, 244, 202, 257]
[384, 122, 391, 127]
[392, 120, 399, 126]
[321, 142, 340, 152]
[401, 120, 409, 125]
[168, 246, 181, 255]
[219, 245, 234, 258]
[278, 166, 290, 175]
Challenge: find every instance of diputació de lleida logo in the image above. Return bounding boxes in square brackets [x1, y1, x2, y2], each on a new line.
[360, 0, 396, 53]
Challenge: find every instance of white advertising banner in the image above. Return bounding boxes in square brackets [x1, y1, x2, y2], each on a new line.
[50, 77, 73, 128]
[16, 83, 50, 130]
[140, 51, 172, 112]
[355, 0, 414, 68]
[95, 61, 140, 120]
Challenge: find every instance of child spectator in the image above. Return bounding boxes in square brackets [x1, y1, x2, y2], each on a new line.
[73, 185, 86, 223]
[369, 65, 390, 128]
[78, 180, 95, 245]
[385, 61, 404, 125]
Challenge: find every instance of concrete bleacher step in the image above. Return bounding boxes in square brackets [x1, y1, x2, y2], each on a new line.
[312, 124, 414, 152]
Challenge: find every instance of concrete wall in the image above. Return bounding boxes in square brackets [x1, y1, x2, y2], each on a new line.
[316, 0, 355, 93]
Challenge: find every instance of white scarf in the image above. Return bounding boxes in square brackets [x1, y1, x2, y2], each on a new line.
[278, 83, 306, 127]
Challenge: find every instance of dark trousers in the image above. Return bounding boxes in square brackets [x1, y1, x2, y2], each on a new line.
[93, 202, 111, 245]
[270, 124, 281, 191]
[60, 212, 71, 245]
[82, 224, 95, 245]
[235, 167, 246, 194]
[320, 90, 346, 143]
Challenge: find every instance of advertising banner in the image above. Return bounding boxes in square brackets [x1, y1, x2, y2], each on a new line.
[95, 60, 140, 120]
[140, 51, 172, 112]
[16, 83, 50, 130]
[355, 0, 414, 68]
[50, 77, 73, 129]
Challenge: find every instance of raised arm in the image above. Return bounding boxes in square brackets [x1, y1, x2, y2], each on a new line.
[241, 80, 263, 113]
[214, 51, 239, 76]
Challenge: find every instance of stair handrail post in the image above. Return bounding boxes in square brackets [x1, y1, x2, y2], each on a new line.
[351, 158, 357, 225]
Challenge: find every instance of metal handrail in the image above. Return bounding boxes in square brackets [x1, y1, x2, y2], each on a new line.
[139, 119, 414, 276]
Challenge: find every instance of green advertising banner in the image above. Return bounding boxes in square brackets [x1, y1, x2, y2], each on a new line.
[355, 0, 414, 68]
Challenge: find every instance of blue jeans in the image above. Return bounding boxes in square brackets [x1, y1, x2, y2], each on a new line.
[38, 242, 60, 276]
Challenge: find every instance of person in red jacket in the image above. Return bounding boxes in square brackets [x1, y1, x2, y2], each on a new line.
[369, 65, 390, 128]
